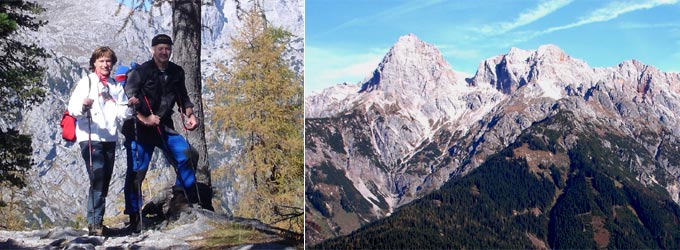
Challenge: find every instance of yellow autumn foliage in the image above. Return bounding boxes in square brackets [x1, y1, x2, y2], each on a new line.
[209, 5, 303, 235]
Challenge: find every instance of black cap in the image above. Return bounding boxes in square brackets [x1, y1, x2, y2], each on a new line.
[152, 34, 173, 46]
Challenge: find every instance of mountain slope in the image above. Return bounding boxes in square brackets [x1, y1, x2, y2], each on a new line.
[305, 34, 680, 244]
[312, 109, 680, 249]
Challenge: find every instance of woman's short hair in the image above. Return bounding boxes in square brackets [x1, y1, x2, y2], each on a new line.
[89, 46, 117, 71]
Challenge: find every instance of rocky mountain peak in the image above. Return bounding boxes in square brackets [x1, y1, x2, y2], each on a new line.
[618, 59, 647, 70]
[394, 33, 420, 46]
[612, 59, 680, 103]
[306, 34, 468, 120]
[359, 33, 457, 95]
[472, 44, 593, 98]
[616, 59, 661, 83]
[506, 47, 532, 63]
[389, 33, 431, 58]
[535, 44, 568, 61]
[494, 44, 569, 66]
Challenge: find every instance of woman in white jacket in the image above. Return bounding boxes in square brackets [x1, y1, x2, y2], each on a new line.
[67, 47, 131, 236]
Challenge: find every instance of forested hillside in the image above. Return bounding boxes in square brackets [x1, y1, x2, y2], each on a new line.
[313, 110, 680, 249]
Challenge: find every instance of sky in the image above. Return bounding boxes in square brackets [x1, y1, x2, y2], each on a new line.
[116, 0, 151, 10]
[305, 0, 680, 96]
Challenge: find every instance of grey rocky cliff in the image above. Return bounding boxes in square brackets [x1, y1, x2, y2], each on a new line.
[305, 34, 680, 244]
[11, 0, 303, 229]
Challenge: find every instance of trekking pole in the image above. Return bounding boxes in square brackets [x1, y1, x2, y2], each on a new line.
[142, 96, 191, 205]
[132, 105, 144, 232]
[176, 98, 204, 208]
[86, 108, 95, 233]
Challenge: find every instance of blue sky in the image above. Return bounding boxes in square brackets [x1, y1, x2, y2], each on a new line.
[306, 0, 680, 96]
[116, 0, 151, 10]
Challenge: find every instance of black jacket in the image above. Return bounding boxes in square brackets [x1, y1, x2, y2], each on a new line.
[122, 60, 194, 142]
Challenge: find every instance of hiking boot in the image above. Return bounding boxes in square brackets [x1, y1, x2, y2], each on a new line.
[88, 224, 104, 236]
[127, 213, 142, 234]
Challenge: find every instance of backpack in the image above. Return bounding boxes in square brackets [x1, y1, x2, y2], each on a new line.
[61, 75, 91, 142]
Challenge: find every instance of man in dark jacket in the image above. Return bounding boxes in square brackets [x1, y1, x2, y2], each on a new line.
[122, 34, 199, 234]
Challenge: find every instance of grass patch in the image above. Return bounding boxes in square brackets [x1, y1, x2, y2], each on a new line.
[103, 213, 129, 228]
[192, 222, 280, 249]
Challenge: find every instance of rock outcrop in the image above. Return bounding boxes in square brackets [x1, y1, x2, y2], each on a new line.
[0, 208, 299, 249]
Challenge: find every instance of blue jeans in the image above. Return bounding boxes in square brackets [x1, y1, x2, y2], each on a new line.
[79, 141, 116, 226]
[123, 133, 197, 214]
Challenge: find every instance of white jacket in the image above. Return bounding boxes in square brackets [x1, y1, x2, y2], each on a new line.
[67, 73, 132, 143]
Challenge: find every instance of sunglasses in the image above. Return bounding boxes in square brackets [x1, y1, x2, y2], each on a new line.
[100, 85, 113, 101]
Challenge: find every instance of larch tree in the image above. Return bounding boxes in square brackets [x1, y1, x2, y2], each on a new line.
[210, 5, 304, 236]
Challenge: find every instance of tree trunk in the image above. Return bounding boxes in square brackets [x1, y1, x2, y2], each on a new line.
[172, 0, 213, 210]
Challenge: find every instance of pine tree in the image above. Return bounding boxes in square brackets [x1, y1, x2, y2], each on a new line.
[0, 0, 48, 123]
[210, 5, 303, 236]
[0, 0, 48, 229]
[0, 130, 32, 229]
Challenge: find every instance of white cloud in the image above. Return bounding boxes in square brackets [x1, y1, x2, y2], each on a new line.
[478, 0, 573, 34]
[378, 0, 447, 20]
[441, 0, 573, 58]
[305, 46, 385, 95]
[618, 21, 680, 29]
[543, 0, 679, 34]
[488, 0, 679, 45]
